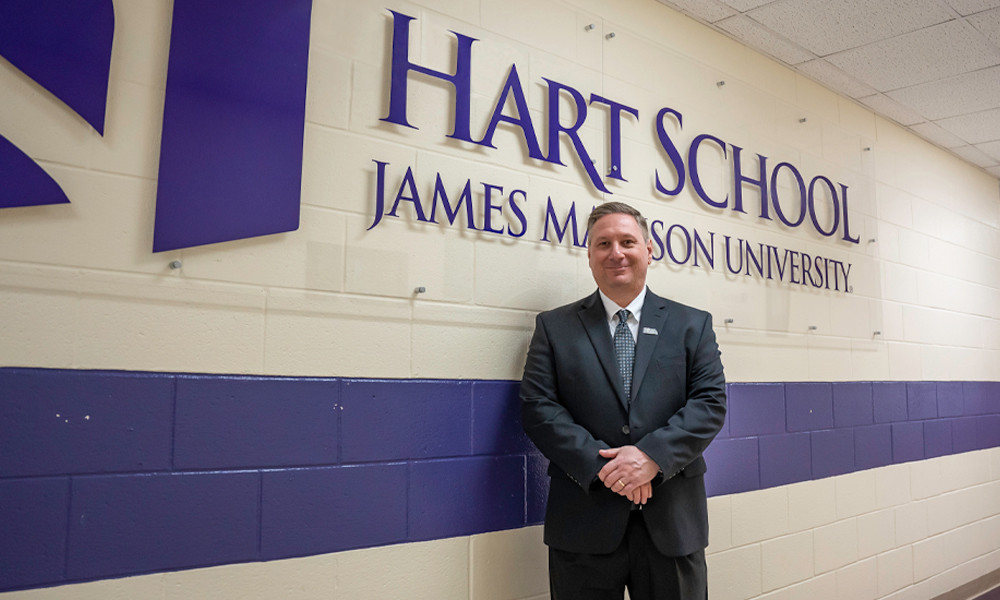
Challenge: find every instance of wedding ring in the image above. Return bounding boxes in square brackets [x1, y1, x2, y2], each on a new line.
[617, 479, 625, 488]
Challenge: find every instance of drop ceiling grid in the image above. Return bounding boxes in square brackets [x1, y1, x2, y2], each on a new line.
[655, 0, 1000, 177]
[826, 19, 1000, 91]
[745, 0, 956, 56]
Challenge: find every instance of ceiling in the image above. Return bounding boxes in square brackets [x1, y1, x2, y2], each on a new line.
[656, 0, 1000, 179]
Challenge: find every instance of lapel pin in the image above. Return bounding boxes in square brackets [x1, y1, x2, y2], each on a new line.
[642, 327, 658, 335]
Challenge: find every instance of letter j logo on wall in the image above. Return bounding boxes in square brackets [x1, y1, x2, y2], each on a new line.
[0, 0, 313, 252]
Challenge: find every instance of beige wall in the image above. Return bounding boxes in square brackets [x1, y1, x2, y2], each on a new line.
[1, 0, 997, 598]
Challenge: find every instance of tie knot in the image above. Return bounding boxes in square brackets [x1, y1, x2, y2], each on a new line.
[617, 309, 630, 325]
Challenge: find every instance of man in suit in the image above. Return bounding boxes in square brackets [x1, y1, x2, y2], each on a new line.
[520, 201, 726, 599]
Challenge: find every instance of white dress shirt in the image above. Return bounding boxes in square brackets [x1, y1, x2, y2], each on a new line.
[597, 287, 647, 343]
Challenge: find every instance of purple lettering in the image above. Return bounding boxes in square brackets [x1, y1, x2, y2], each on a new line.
[731, 145, 767, 215]
[543, 78, 609, 193]
[382, 10, 476, 142]
[654, 107, 686, 196]
[478, 64, 544, 159]
[770, 162, 807, 227]
[808, 175, 840, 237]
[689, 133, 729, 208]
[590, 94, 639, 181]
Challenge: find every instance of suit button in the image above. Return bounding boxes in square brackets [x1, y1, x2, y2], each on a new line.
[621, 425, 630, 435]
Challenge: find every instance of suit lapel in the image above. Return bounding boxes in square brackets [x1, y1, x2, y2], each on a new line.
[578, 291, 629, 410]
[632, 291, 669, 401]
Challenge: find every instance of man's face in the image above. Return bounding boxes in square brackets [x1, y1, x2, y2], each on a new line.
[587, 213, 653, 301]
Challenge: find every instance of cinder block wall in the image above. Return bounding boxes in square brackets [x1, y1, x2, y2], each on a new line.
[1, 0, 998, 599]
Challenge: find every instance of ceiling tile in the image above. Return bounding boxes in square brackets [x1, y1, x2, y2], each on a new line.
[827, 20, 1000, 91]
[950, 144, 999, 166]
[887, 65, 1000, 119]
[652, 0, 1000, 178]
[942, 0, 1000, 16]
[858, 93, 926, 125]
[657, 0, 738, 23]
[967, 7, 1000, 45]
[935, 107, 1000, 143]
[720, 0, 777, 12]
[796, 59, 878, 97]
[716, 15, 816, 63]
[910, 121, 969, 147]
[976, 139, 1000, 160]
[746, 0, 953, 56]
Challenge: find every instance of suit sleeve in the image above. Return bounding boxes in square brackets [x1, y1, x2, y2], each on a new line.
[520, 313, 610, 490]
[634, 312, 727, 481]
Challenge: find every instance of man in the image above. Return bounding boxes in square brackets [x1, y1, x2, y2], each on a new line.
[520, 201, 726, 599]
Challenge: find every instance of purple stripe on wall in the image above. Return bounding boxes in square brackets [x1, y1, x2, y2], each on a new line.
[759, 433, 810, 488]
[854, 424, 893, 470]
[409, 456, 526, 541]
[873, 381, 908, 422]
[907, 382, 938, 420]
[67, 472, 260, 580]
[0, 478, 68, 590]
[727, 383, 784, 436]
[811, 428, 854, 478]
[0, 369, 174, 477]
[1, 368, 998, 592]
[785, 382, 835, 432]
[261, 464, 408, 560]
[340, 380, 473, 462]
[174, 376, 340, 469]
[527, 453, 550, 524]
[953, 417, 981, 453]
[703, 437, 759, 495]
[924, 419, 954, 458]
[832, 382, 873, 427]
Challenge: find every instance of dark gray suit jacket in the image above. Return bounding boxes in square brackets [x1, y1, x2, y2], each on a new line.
[520, 288, 726, 556]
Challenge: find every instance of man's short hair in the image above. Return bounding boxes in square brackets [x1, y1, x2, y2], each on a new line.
[587, 201, 650, 242]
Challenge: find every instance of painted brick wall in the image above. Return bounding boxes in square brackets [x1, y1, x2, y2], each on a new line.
[707, 381, 1000, 495]
[0, 369, 543, 591]
[1, 0, 999, 598]
[2, 368, 997, 593]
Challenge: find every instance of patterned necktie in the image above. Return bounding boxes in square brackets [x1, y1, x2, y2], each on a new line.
[614, 309, 635, 400]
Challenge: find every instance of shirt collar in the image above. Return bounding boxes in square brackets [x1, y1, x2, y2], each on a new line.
[597, 287, 647, 323]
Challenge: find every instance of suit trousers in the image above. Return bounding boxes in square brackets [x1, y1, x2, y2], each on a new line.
[548, 511, 707, 600]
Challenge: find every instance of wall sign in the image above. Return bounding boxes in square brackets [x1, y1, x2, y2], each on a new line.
[0, 2, 856, 293]
[371, 10, 858, 292]
[0, 0, 311, 253]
